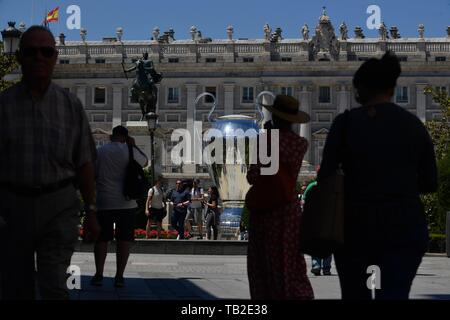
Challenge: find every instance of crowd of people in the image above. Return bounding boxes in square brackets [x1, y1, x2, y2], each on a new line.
[0, 25, 438, 300]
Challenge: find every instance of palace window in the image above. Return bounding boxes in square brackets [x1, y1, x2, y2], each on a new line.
[204, 86, 216, 103]
[242, 87, 254, 103]
[318, 86, 331, 104]
[281, 87, 293, 97]
[395, 86, 409, 104]
[93, 87, 106, 104]
[167, 87, 180, 104]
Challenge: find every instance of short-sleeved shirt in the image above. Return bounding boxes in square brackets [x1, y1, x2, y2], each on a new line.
[189, 187, 204, 209]
[95, 142, 148, 211]
[0, 81, 96, 186]
[148, 186, 165, 209]
[170, 189, 191, 214]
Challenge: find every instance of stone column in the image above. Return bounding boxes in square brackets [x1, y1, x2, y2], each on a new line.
[223, 83, 235, 116]
[184, 83, 198, 174]
[299, 84, 312, 163]
[112, 84, 123, 128]
[337, 83, 351, 114]
[155, 83, 161, 114]
[76, 85, 86, 107]
[416, 83, 428, 123]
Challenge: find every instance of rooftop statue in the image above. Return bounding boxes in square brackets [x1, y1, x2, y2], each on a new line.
[302, 24, 310, 41]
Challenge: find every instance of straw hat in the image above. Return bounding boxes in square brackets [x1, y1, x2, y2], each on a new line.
[262, 95, 310, 123]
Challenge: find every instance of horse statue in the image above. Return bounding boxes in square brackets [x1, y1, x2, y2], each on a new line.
[123, 52, 162, 119]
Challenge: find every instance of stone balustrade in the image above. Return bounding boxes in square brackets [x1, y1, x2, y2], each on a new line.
[55, 37, 450, 63]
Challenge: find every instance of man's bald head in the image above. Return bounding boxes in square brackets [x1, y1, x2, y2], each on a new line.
[19, 25, 56, 50]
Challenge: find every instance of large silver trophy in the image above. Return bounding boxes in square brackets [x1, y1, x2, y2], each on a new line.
[195, 91, 275, 238]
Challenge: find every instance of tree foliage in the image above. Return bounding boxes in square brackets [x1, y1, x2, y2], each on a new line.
[0, 42, 19, 92]
[422, 87, 450, 234]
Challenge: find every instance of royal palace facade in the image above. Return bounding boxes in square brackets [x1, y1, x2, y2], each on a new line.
[48, 11, 450, 185]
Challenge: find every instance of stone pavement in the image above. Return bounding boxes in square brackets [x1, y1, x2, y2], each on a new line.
[68, 253, 450, 300]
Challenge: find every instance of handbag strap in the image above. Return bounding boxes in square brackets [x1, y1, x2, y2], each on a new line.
[338, 110, 350, 171]
[127, 143, 134, 161]
[127, 143, 148, 162]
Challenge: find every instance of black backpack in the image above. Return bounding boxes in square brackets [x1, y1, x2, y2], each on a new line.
[123, 144, 149, 200]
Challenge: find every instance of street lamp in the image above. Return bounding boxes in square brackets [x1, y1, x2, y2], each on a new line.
[146, 112, 159, 187]
[1, 22, 22, 55]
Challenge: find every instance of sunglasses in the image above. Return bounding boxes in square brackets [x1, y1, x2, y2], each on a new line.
[20, 46, 57, 58]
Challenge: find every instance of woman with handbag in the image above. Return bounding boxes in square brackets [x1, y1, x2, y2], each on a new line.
[245, 95, 313, 300]
[318, 52, 437, 299]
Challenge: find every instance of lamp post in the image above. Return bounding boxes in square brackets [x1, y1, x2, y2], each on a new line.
[1, 22, 22, 55]
[146, 112, 159, 187]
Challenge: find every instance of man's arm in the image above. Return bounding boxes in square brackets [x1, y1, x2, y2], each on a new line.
[76, 162, 100, 241]
[145, 189, 153, 216]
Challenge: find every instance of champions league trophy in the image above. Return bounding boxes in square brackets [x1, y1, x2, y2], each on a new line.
[195, 91, 275, 238]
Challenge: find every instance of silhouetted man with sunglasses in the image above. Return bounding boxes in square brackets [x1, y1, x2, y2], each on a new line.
[0, 26, 100, 300]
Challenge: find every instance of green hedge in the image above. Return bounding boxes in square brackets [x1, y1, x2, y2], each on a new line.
[428, 234, 447, 253]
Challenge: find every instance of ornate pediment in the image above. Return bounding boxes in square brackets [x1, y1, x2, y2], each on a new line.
[91, 128, 111, 135]
[312, 128, 330, 138]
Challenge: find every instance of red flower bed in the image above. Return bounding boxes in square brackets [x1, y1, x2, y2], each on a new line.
[79, 227, 180, 240]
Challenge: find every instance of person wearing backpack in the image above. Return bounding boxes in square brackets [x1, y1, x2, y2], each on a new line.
[91, 126, 148, 288]
[145, 178, 167, 239]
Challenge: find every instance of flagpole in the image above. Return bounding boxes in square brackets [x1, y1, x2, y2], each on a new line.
[43, 6, 48, 27]
[31, 0, 35, 25]
[57, 11, 60, 38]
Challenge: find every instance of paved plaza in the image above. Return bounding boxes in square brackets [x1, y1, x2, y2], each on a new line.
[68, 252, 450, 300]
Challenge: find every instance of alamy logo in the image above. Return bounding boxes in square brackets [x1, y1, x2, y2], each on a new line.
[170, 121, 280, 175]
[66, 5, 81, 30]
[66, 265, 81, 290]
[366, 5, 382, 30]
[366, 265, 381, 297]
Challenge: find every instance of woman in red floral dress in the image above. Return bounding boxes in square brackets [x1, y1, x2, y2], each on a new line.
[246, 95, 313, 300]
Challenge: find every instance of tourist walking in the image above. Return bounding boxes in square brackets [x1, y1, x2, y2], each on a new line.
[319, 52, 437, 299]
[302, 169, 333, 276]
[0, 26, 99, 299]
[91, 126, 148, 288]
[246, 95, 314, 299]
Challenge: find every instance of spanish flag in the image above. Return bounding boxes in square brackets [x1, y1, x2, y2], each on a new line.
[45, 7, 59, 23]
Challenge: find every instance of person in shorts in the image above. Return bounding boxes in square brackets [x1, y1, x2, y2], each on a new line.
[92, 126, 148, 288]
[185, 179, 204, 239]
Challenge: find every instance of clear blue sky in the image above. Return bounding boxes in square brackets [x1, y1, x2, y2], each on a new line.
[1, 0, 450, 41]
